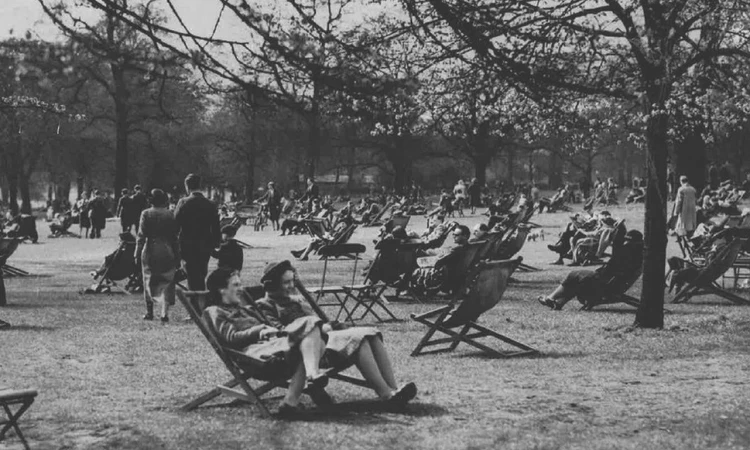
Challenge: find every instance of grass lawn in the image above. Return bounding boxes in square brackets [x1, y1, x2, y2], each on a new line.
[2, 202, 750, 450]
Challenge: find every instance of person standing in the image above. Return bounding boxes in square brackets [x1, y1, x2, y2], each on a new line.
[259, 181, 283, 231]
[130, 185, 148, 234]
[174, 174, 221, 291]
[135, 189, 180, 322]
[87, 190, 108, 239]
[299, 178, 320, 211]
[467, 178, 481, 214]
[74, 192, 91, 238]
[672, 175, 697, 237]
[116, 188, 132, 233]
[708, 163, 719, 190]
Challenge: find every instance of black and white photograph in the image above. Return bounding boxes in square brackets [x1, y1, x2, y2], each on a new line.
[1, 0, 750, 448]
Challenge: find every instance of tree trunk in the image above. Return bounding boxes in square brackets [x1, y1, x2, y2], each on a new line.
[6, 160, 19, 216]
[111, 63, 129, 205]
[473, 154, 489, 187]
[548, 150, 562, 189]
[18, 172, 32, 215]
[675, 127, 707, 195]
[243, 153, 256, 204]
[507, 146, 515, 186]
[635, 95, 669, 329]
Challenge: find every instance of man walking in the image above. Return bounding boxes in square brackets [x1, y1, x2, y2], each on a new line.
[174, 174, 221, 291]
[130, 185, 148, 233]
[116, 188, 132, 233]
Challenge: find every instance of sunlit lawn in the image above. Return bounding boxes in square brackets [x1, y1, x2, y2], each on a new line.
[2, 201, 750, 449]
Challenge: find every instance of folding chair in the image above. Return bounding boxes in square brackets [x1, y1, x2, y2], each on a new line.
[390, 215, 411, 231]
[364, 202, 393, 227]
[410, 257, 538, 358]
[494, 226, 540, 272]
[176, 289, 367, 416]
[579, 266, 643, 310]
[363, 239, 425, 303]
[307, 243, 398, 323]
[0, 387, 37, 450]
[0, 238, 30, 278]
[672, 238, 750, 305]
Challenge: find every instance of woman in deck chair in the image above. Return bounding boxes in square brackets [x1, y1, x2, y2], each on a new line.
[538, 230, 643, 310]
[255, 261, 417, 411]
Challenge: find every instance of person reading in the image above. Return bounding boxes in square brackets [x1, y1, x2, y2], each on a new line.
[255, 260, 417, 411]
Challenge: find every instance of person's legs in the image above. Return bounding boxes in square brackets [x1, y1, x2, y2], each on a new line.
[367, 336, 398, 390]
[184, 253, 209, 291]
[281, 363, 307, 407]
[298, 326, 325, 379]
[354, 339, 394, 398]
[538, 282, 576, 310]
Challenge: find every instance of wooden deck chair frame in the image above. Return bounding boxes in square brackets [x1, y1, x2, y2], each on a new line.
[304, 219, 329, 240]
[364, 202, 393, 227]
[0, 387, 37, 450]
[364, 240, 426, 304]
[0, 238, 30, 278]
[176, 289, 368, 417]
[579, 266, 643, 310]
[410, 257, 538, 358]
[672, 238, 750, 305]
[315, 224, 359, 260]
[495, 226, 540, 272]
[390, 215, 410, 231]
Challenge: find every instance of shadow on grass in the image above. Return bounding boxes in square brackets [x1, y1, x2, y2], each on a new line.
[453, 350, 585, 360]
[186, 399, 449, 424]
[2, 324, 58, 331]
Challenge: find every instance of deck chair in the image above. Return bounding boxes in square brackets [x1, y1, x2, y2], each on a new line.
[571, 219, 626, 266]
[316, 224, 358, 259]
[0, 238, 30, 278]
[307, 243, 398, 323]
[176, 288, 367, 417]
[363, 239, 425, 303]
[390, 215, 411, 231]
[579, 266, 643, 310]
[0, 387, 37, 450]
[410, 257, 538, 358]
[82, 238, 142, 294]
[494, 225, 539, 272]
[672, 238, 750, 305]
[364, 202, 393, 227]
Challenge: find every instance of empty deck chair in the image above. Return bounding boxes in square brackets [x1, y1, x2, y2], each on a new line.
[410, 257, 538, 358]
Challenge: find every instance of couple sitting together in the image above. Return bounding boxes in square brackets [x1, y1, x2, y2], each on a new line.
[203, 260, 417, 417]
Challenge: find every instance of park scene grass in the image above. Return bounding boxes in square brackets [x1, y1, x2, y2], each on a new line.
[3, 201, 750, 449]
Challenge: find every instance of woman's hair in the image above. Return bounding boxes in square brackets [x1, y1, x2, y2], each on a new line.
[206, 267, 238, 303]
[260, 260, 294, 293]
[150, 189, 168, 207]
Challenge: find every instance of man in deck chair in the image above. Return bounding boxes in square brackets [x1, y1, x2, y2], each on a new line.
[409, 225, 471, 295]
[538, 230, 643, 310]
[48, 211, 75, 237]
[666, 229, 740, 294]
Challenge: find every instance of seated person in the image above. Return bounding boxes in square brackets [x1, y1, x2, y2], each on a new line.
[211, 225, 244, 272]
[625, 186, 645, 204]
[469, 223, 488, 242]
[49, 212, 74, 236]
[667, 230, 735, 293]
[203, 267, 332, 416]
[6, 213, 38, 243]
[409, 225, 471, 295]
[291, 221, 349, 261]
[538, 230, 643, 310]
[547, 212, 597, 264]
[91, 232, 136, 280]
[254, 261, 417, 410]
[359, 201, 382, 224]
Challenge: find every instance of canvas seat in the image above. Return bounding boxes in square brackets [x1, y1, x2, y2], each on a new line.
[578, 265, 643, 310]
[82, 240, 142, 294]
[672, 238, 750, 305]
[410, 257, 538, 358]
[0, 387, 37, 450]
[176, 288, 367, 417]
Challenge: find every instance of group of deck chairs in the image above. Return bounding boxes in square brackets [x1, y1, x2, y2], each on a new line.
[173, 211, 543, 416]
[666, 215, 750, 306]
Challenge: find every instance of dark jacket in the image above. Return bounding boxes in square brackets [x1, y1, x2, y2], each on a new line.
[211, 239, 244, 272]
[596, 238, 643, 281]
[88, 197, 108, 228]
[130, 192, 148, 219]
[174, 192, 221, 257]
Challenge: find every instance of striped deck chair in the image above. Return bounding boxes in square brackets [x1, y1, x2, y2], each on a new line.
[176, 288, 367, 417]
[410, 257, 538, 358]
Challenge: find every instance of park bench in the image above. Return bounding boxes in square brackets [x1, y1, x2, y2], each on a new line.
[0, 387, 37, 450]
[410, 257, 538, 358]
[176, 288, 367, 417]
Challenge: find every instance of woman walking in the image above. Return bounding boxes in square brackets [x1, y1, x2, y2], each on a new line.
[135, 189, 180, 322]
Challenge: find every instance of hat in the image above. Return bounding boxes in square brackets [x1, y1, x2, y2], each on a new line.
[624, 230, 643, 242]
[260, 260, 293, 287]
[221, 225, 237, 237]
[206, 267, 235, 294]
[134, 185, 142, 191]
[680, 175, 688, 183]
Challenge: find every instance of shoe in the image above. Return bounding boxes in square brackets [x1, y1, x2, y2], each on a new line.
[568, 261, 581, 266]
[291, 250, 303, 258]
[161, 316, 169, 323]
[547, 244, 561, 253]
[306, 373, 329, 391]
[300, 256, 309, 261]
[308, 388, 335, 407]
[143, 313, 154, 321]
[388, 382, 417, 408]
[538, 296, 560, 310]
[276, 402, 303, 419]
[550, 259, 564, 265]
